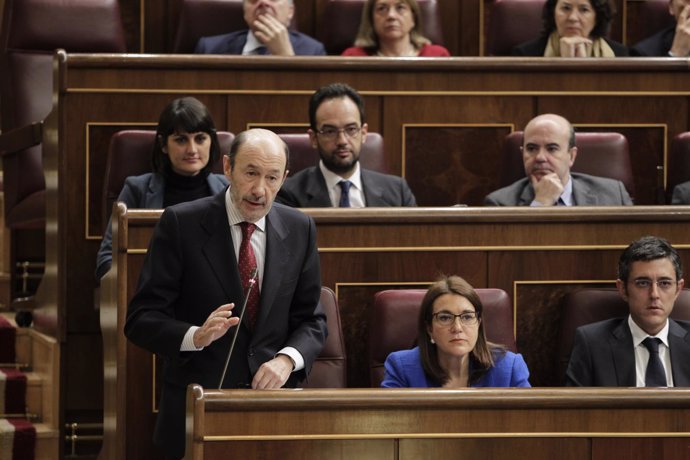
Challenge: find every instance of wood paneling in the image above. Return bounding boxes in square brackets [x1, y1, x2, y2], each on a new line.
[185, 386, 690, 460]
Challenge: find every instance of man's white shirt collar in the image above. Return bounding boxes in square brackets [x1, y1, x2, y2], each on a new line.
[242, 30, 265, 55]
[628, 314, 670, 348]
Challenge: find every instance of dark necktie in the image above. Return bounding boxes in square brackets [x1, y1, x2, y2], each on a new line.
[256, 46, 268, 55]
[642, 337, 667, 387]
[238, 222, 260, 330]
[339, 180, 352, 208]
[556, 197, 566, 206]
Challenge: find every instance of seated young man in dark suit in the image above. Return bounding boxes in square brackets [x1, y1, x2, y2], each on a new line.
[632, 0, 690, 57]
[195, 0, 326, 56]
[566, 236, 690, 387]
[277, 83, 417, 208]
[484, 114, 632, 207]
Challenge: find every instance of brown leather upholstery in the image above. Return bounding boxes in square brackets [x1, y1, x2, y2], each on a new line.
[556, 288, 690, 385]
[485, 0, 545, 56]
[629, 0, 675, 47]
[278, 132, 388, 176]
[666, 132, 690, 203]
[304, 287, 347, 388]
[0, 0, 126, 229]
[102, 130, 232, 227]
[173, 0, 298, 53]
[316, 0, 444, 56]
[499, 131, 635, 200]
[369, 288, 516, 387]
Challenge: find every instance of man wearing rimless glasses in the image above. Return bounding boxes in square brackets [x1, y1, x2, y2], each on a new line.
[276, 83, 417, 208]
[566, 236, 690, 387]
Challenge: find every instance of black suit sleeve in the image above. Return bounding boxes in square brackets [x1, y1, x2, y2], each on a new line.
[565, 327, 594, 386]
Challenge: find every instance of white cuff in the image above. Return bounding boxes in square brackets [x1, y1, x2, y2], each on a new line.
[181, 326, 204, 351]
[277, 347, 304, 372]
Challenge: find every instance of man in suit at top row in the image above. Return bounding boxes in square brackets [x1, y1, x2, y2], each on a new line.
[633, 0, 690, 57]
[277, 83, 417, 208]
[195, 0, 326, 56]
[567, 236, 690, 387]
[484, 113, 633, 207]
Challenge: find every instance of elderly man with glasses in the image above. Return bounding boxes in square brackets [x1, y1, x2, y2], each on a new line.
[276, 83, 417, 208]
[566, 236, 690, 387]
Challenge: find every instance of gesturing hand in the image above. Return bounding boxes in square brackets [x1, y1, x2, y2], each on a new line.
[193, 303, 240, 348]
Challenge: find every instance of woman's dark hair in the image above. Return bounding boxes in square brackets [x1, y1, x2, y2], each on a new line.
[152, 96, 220, 174]
[541, 0, 615, 39]
[418, 275, 504, 386]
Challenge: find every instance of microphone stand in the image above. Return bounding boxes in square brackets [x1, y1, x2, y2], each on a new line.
[218, 268, 258, 389]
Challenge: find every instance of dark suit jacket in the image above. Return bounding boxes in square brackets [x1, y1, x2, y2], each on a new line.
[631, 26, 675, 56]
[672, 180, 690, 204]
[382, 347, 531, 388]
[483, 172, 633, 206]
[276, 166, 417, 207]
[194, 29, 326, 55]
[512, 35, 629, 56]
[124, 190, 327, 458]
[566, 317, 690, 386]
[95, 172, 228, 279]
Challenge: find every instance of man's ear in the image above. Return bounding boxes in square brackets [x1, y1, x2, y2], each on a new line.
[308, 129, 318, 149]
[222, 155, 232, 178]
[616, 279, 628, 302]
[361, 123, 368, 144]
[568, 146, 578, 167]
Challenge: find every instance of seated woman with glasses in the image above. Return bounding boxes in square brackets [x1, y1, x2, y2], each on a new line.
[342, 0, 450, 57]
[381, 275, 531, 388]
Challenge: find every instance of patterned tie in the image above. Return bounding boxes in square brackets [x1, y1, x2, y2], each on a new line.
[238, 222, 260, 330]
[339, 180, 352, 208]
[642, 337, 667, 387]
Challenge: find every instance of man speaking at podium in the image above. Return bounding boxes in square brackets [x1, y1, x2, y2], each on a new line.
[125, 129, 327, 459]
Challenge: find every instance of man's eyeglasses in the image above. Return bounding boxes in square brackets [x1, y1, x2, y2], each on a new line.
[432, 311, 479, 327]
[315, 125, 362, 140]
[631, 278, 677, 292]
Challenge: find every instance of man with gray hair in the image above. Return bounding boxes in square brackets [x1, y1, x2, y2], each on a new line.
[195, 0, 326, 56]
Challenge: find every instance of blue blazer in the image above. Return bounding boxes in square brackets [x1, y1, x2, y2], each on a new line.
[194, 29, 326, 55]
[382, 346, 531, 388]
[95, 172, 228, 280]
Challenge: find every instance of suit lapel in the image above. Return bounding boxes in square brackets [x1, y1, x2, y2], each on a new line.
[571, 176, 597, 205]
[304, 169, 334, 207]
[669, 319, 690, 386]
[255, 208, 290, 332]
[361, 170, 386, 206]
[518, 181, 535, 205]
[200, 193, 242, 302]
[609, 320, 636, 386]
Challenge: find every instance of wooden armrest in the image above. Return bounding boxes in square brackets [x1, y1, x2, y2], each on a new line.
[0, 122, 43, 155]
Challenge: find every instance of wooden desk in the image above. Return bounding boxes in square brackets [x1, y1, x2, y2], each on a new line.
[100, 205, 690, 459]
[185, 385, 690, 460]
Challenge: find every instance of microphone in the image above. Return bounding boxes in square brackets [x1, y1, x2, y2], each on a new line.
[218, 267, 258, 389]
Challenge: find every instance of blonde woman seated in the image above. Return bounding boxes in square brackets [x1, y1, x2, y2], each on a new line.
[382, 275, 531, 388]
[512, 0, 628, 57]
[342, 0, 450, 57]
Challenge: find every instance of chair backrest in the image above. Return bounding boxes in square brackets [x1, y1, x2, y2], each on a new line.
[666, 132, 690, 203]
[102, 130, 232, 227]
[304, 287, 347, 388]
[556, 288, 690, 385]
[173, 0, 298, 53]
[485, 0, 545, 56]
[316, 0, 443, 56]
[278, 132, 388, 176]
[499, 131, 635, 200]
[0, 0, 126, 228]
[369, 288, 515, 387]
[629, 0, 675, 47]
